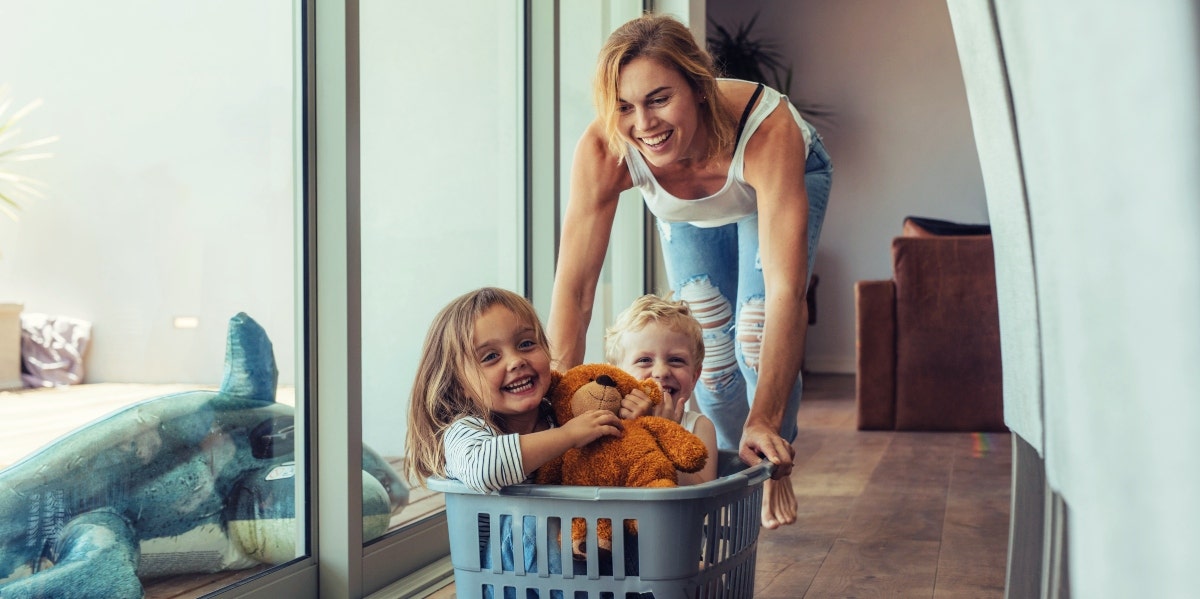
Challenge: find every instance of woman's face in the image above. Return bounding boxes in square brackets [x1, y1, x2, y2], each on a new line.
[616, 56, 704, 167]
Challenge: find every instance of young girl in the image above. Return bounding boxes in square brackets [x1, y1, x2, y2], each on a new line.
[406, 286, 624, 494]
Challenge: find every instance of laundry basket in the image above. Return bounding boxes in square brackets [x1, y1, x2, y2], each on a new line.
[427, 453, 772, 599]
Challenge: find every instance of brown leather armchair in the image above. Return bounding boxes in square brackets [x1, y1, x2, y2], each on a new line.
[855, 217, 1006, 431]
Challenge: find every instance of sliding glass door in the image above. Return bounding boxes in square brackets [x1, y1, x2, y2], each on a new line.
[0, 1, 310, 597]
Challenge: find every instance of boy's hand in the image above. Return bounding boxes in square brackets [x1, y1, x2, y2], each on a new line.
[652, 389, 687, 423]
[620, 385, 686, 423]
[619, 387, 657, 420]
[563, 409, 623, 448]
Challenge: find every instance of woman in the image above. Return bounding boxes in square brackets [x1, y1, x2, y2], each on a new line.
[547, 13, 832, 529]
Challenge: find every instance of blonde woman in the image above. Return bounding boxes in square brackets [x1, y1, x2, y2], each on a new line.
[548, 14, 833, 529]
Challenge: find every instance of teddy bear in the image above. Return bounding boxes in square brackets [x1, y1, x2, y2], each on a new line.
[534, 363, 708, 559]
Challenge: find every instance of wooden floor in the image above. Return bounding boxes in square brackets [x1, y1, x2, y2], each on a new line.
[427, 373, 1012, 598]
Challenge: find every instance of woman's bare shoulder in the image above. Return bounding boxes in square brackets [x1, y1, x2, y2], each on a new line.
[715, 79, 765, 111]
[572, 119, 633, 194]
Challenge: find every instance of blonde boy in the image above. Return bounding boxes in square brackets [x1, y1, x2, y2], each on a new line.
[605, 294, 718, 485]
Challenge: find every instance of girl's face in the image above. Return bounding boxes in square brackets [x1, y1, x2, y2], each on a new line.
[615, 322, 701, 402]
[470, 305, 552, 423]
[616, 56, 705, 167]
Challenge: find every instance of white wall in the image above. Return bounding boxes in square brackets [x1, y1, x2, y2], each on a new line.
[0, 1, 297, 385]
[707, 0, 988, 372]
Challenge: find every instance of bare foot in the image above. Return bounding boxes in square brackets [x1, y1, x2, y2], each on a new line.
[761, 474, 797, 529]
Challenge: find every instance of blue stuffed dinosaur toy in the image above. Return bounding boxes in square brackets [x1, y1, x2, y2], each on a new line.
[0, 313, 408, 599]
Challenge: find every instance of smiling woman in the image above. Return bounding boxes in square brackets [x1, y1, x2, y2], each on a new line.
[547, 12, 834, 531]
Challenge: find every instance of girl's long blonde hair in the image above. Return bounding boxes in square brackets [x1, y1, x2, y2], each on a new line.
[404, 287, 550, 486]
[594, 13, 737, 163]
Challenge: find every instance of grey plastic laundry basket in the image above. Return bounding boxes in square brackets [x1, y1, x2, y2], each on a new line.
[427, 453, 772, 599]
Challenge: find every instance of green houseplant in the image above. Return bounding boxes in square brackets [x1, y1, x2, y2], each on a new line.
[0, 86, 56, 389]
[707, 13, 833, 125]
[0, 86, 57, 224]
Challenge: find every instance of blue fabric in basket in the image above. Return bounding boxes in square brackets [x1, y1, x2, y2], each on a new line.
[478, 515, 646, 599]
[481, 514, 564, 599]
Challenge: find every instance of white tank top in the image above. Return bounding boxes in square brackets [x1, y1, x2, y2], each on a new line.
[625, 81, 812, 228]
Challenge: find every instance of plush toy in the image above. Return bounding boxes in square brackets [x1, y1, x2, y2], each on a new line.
[534, 363, 707, 558]
[0, 313, 408, 599]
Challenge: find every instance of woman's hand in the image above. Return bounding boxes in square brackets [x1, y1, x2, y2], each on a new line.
[738, 422, 795, 479]
[561, 409, 624, 448]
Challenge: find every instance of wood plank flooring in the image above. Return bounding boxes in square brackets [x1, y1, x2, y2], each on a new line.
[427, 373, 1012, 598]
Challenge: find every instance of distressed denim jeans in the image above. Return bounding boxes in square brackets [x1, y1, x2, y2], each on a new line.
[657, 128, 833, 451]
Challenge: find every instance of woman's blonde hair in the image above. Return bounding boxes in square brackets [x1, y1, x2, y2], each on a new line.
[604, 293, 705, 366]
[404, 287, 550, 486]
[594, 13, 737, 163]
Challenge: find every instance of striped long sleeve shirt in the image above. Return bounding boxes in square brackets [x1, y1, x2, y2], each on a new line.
[443, 416, 529, 494]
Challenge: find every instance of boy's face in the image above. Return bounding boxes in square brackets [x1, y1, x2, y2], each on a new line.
[615, 322, 701, 401]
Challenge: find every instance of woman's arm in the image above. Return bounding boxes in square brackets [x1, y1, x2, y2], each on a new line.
[547, 121, 633, 368]
[738, 102, 811, 477]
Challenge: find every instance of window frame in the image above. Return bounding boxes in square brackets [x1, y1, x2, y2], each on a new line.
[211, 0, 671, 595]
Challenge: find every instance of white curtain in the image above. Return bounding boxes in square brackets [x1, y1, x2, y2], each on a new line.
[949, 1, 1200, 597]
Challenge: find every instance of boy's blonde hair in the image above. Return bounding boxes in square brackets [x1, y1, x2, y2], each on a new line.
[604, 293, 705, 365]
[405, 287, 550, 486]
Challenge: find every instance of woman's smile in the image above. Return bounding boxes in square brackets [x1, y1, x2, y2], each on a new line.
[640, 130, 673, 148]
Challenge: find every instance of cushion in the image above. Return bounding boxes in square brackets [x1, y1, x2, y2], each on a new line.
[903, 216, 992, 237]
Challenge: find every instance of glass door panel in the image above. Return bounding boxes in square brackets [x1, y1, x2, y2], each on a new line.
[0, 1, 306, 597]
[358, 0, 524, 539]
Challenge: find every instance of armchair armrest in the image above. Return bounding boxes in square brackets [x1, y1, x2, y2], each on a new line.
[855, 279, 896, 430]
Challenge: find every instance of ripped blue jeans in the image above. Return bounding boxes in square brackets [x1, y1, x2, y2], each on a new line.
[657, 129, 833, 451]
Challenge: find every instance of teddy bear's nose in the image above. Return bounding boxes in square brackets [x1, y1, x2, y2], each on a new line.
[596, 374, 616, 388]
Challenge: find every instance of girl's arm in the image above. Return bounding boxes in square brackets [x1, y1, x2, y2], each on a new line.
[443, 417, 527, 493]
[518, 408, 623, 476]
[443, 412, 622, 493]
[548, 121, 633, 368]
[738, 102, 811, 478]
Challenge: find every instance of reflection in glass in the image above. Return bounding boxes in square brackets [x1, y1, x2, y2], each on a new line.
[359, 1, 524, 539]
[0, 0, 305, 596]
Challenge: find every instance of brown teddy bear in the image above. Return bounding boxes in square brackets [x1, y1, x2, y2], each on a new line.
[534, 363, 708, 558]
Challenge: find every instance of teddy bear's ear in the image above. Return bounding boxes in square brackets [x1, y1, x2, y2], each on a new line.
[639, 378, 663, 405]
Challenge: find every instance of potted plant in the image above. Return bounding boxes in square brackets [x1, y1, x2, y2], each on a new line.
[0, 86, 57, 390]
[707, 13, 833, 125]
[0, 86, 57, 226]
